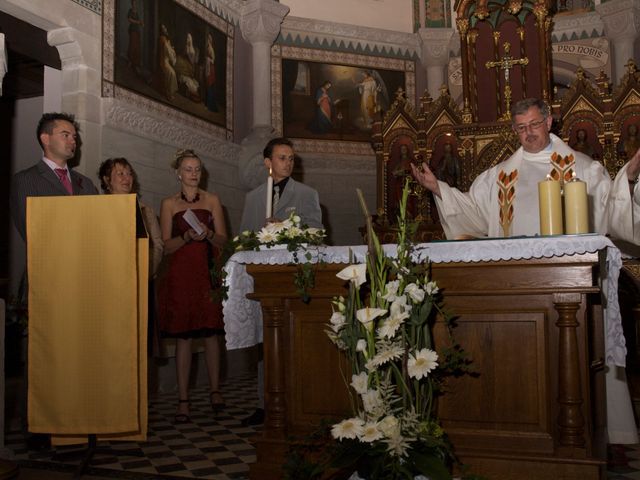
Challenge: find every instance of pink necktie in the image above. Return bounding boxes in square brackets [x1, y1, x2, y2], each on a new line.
[54, 168, 73, 195]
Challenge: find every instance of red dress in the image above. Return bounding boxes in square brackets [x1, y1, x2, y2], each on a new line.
[158, 209, 224, 338]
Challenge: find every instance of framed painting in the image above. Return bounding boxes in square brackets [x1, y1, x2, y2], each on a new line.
[272, 45, 415, 154]
[102, 0, 233, 139]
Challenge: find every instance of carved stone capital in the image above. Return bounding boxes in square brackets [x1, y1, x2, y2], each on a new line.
[240, 0, 289, 45]
[597, 0, 640, 40]
[48, 26, 100, 70]
[418, 28, 455, 65]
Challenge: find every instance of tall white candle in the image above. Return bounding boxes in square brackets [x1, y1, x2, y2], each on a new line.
[538, 176, 563, 235]
[266, 168, 273, 219]
[564, 176, 589, 234]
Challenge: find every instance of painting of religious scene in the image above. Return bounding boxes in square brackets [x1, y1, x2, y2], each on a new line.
[282, 59, 406, 142]
[113, 0, 228, 127]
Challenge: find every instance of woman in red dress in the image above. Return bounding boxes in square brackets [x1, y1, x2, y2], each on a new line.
[158, 149, 227, 423]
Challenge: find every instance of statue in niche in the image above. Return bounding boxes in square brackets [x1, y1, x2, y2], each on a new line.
[388, 142, 419, 218]
[435, 142, 461, 188]
[619, 123, 640, 159]
[571, 128, 595, 157]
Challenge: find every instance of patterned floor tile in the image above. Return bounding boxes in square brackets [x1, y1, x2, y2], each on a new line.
[5, 372, 640, 479]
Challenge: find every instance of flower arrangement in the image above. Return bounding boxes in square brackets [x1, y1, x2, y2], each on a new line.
[216, 211, 326, 301]
[231, 211, 325, 252]
[321, 183, 472, 480]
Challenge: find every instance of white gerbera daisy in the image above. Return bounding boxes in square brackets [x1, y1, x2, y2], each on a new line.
[359, 422, 383, 443]
[407, 348, 439, 380]
[257, 229, 277, 243]
[331, 417, 364, 440]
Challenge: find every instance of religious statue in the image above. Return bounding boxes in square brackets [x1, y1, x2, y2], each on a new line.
[571, 128, 594, 157]
[435, 142, 461, 188]
[388, 143, 420, 219]
[620, 123, 640, 159]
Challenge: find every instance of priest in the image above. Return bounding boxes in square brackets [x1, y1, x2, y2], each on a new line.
[411, 97, 640, 242]
[412, 97, 639, 445]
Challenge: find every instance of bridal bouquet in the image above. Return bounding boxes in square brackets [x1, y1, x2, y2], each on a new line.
[322, 183, 472, 480]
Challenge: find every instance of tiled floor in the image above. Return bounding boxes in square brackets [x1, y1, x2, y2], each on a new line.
[4, 373, 640, 479]
[6, 374, 260, 479]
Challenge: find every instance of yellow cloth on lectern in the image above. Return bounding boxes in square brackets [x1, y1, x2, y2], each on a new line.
[27, 194, 147, 441]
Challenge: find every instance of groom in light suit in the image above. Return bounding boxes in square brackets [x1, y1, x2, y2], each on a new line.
[9, 112, 98, 451]
[11, 112, 98, 240]
[240, 137, 323, 232]
[239, 137, 323, 426]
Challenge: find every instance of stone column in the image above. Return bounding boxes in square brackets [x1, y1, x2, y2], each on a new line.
[419, 28, 455, 99]
[597, 0, 640, 84]
[238, 0, 290, 189]
[240, 0, 289, 130]
[0, 34, 6, 97]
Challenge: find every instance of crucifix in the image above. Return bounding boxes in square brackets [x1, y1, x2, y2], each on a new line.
[485, 42, 529, 119]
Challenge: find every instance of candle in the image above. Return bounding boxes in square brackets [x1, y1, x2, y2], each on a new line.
[538, 176, 563, 235]
[563, 175, 589, 234]
[266, 168, 273, 219]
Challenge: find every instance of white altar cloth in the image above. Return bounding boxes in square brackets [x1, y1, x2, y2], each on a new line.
[223, 234, 625, 365]
[223, 234, 636, 444]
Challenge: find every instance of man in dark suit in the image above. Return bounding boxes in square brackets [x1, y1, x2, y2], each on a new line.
[9, 112, 98, 451]
[239, 137, 323, 426]
[11, 112, 98, 240]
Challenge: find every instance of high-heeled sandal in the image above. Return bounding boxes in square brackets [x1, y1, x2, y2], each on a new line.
[210, 391, 226, 413]
[174, 399, 191, 424]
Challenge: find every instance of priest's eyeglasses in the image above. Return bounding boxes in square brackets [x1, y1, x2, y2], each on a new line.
[513, 118, 547, 133]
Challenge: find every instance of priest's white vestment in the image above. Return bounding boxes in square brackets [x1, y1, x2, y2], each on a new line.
[435, 133, 637, 241]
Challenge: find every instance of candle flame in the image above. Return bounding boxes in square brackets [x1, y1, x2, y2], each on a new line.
[269, 167, 272, 176]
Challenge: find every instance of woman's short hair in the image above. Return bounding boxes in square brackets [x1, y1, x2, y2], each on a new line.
[98, 157, 140, 194]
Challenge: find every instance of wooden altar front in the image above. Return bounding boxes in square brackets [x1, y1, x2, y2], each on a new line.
[246, 250, 607, 480]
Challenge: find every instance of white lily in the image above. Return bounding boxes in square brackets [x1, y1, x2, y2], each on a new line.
[336, 264, 367, 287]
[356, 307, 387, 330]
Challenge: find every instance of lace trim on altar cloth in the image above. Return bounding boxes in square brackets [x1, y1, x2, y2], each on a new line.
[222, 234, 626, 367]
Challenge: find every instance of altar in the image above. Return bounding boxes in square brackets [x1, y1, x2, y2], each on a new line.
[223, 235, 629, 480]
